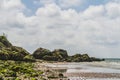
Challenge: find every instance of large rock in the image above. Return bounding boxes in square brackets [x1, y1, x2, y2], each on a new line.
[33, 48, 69, 61]
[33, 47, 51, 59]
[52, 49, 68, 59]
[0, 35, 34, 61]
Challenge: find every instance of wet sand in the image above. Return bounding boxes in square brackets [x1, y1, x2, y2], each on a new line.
[35, 62, 120, 80]
[65, 72, 120, 78]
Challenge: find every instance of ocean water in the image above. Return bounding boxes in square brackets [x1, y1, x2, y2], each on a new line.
[105, 58, 120, 63]
[47, 58, 120, 73]
[104, 58, 120, 69]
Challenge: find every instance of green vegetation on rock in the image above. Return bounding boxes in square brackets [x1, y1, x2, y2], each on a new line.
[52, 49, 68, 61]
[33, 48, 51, 59]
[0, 35, 35, 61]
[0, 34, 104, 62]
[33, 48, 104, 62]
[0, 35, 12, 48]
[33, 48, 69, 61]
[0, 60, 43, 80]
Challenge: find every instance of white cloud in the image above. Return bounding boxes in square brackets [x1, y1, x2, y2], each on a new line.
[0, 0, 25, 10]
[36, 3, 60, 17]
[82, 5, 104, 19]
[105, 2, 120, 18]
[0, 0, 25, 30]
[0, 0, 120, 58]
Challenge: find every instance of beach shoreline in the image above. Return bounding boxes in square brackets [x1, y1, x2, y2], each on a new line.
[35, 61, 120, 80]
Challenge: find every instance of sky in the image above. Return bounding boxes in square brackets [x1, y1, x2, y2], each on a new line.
[0, 0, 120, 58]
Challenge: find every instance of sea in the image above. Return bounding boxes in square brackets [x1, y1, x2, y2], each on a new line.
[45, 58, 120, 80]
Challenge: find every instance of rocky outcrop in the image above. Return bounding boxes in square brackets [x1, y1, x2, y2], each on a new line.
[0, 35, 35, 61]
[33, 47, 51, 59]
[33, 48, 104, 62]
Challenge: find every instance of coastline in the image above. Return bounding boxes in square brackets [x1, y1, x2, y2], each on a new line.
[35, 61, 120, 80]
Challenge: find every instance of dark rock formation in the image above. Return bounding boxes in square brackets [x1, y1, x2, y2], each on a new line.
[0, 35, 35, 61]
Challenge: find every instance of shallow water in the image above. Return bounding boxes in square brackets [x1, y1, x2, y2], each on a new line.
[66, 62, 120, 73]
[45, 61, 120, 80]
[47, 62, 120, 73]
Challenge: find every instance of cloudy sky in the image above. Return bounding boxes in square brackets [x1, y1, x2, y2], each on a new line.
[0, 0, 120, 58]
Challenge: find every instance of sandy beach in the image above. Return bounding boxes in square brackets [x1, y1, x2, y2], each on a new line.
[65, 72, 120, 79]
[35, 61, 120, 80]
